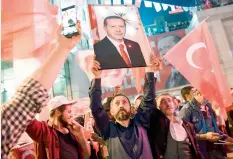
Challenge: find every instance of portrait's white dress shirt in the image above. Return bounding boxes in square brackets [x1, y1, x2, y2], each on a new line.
[107, 36, 132, 63]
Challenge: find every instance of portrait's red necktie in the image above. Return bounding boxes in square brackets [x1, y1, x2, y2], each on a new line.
[119, 44, 132, 67]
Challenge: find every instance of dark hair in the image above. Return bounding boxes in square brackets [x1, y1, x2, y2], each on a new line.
[181, 86, 194, 101]
[156, 93, 173, 107]
[110, 94, 131, 108]
[50, 105, 67, 118]
[156, 93, 172, 100]
[103, 16, 126, 27]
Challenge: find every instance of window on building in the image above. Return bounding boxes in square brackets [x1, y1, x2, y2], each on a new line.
[52, 60, 72, 99]
[49, 0, 54, 4]
[1, 59, 72, 104]
[1, 61, 14, 104]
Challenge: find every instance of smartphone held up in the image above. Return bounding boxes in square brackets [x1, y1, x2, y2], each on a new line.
[61, 5, 79, 38]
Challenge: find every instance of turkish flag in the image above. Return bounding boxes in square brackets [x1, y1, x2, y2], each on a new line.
[164, 21, 233, 108]
[72, 97, 91, 117]
[10, 143, 35, 159]
[76, 49, 126, 88]
[131, 67, 145, 93]
[1, 0, 58, 61]
[88, 5, 100, 44]
[135, 0, 143, 7]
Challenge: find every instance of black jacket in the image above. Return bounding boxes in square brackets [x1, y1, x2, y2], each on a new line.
[147, 108, 205, 159]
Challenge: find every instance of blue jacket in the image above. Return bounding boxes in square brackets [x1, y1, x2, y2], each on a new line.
[179, 99, 228, 158]
[179, 99, 219, 133]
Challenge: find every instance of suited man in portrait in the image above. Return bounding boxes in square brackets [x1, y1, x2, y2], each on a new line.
[94, 16, 146, 70]
[158, 35, 189, 89]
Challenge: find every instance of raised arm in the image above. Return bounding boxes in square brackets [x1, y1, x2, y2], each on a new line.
[1, 22, 82, 158]
[26, 119, 44, 142]
[31, 22, 82, 90]
[1, 80, 49, 158]
[135, 73, 155, 127]
[135, 55, 161, 127]
[88, 58, 110, 139]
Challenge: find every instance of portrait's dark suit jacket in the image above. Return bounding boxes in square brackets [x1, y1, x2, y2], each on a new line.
[94, 37, 146, 69]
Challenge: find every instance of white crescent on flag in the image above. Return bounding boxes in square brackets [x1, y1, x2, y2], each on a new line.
[186, 42, 206, 69]
[186, 42, 215, 72]
[22, 150, 35, 159]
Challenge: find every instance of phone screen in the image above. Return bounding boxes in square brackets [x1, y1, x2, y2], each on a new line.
[61, 5, 78, 38]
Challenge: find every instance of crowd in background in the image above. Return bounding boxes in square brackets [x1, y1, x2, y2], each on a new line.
[2, 17, 233, 159]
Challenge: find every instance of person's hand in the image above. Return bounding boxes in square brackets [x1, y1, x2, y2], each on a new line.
[101, 145, 109, 157]
[92, 141, 100, 153]
[145, 53, 162, 73]
[67, 119, 86, 141]
[56, 21, 82, 51]
[83, 130, 92, 140]
[205, 132, 221, 142]
[219, 125, 226, 133]
[90, 56, 102, 79]
[113, 85, 121, 96]
[91, 133, 105, 145]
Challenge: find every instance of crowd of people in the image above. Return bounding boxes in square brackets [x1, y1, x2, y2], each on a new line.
[2, 19, 233, 159]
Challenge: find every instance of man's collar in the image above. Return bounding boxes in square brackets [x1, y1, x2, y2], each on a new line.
[107, 36, 124, 46]
[47, 119, 59, 128]
[168, 116, 183, 125]
[174, 116, 183, 125]
[191, 98, 210, 108]
[115, 118, 133, 128]
[47, 120, 70, 134]
[190, 98, 201, 108]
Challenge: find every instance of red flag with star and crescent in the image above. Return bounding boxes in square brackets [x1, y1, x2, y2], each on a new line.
[164, 20, 233, 108]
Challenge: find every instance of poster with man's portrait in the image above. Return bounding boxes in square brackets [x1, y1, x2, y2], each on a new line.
[88, 5, 151, 70]
[148, 29, 190, 90]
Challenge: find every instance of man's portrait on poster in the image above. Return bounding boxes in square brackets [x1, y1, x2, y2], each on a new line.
[90, 6, 150, 70]
[158, 35, 189, 89]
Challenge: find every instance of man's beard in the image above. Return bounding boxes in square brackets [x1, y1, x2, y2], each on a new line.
[115, 109, 130, 121]
[58, 115, 69, 127]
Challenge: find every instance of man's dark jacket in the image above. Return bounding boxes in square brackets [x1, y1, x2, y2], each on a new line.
[94, 37, 146, 70]
[147, 108, 204, 159]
